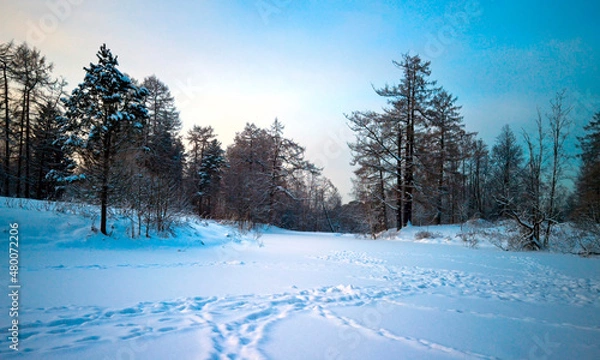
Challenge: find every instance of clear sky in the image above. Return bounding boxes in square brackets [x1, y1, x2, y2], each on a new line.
[1, 0, 599, 201]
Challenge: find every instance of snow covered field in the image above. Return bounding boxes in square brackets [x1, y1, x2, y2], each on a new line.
[0, 199, 599, 359]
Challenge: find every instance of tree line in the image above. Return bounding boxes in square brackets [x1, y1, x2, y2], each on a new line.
[0, 42, 342, 236]
[347, 53, 599, 250]
[1, 42, 598, 248]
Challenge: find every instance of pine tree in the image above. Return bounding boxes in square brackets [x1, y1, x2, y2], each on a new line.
[222, 123, 270, 224]
[423, 88, 468, 224]
[265, 118, 319, 224]
[490, 124, 524, 217]
[59, 44, 149, 235]
[135, 75, 185, 234]
[347, 55, 480, 228]
[466, 138, 490, 218]
[11, 43, 55, 198]
[142, 75, 181, 139]
[0, 41, 13, 196]
[373, 54, 436, 227]
[32, 95, 75, 200]
[575, 111, 600, 223]
[185, 125, 218, 217]
[197, 139, 225, 218]
[347, 110, 393, 232]
[221, 120, 319, 227]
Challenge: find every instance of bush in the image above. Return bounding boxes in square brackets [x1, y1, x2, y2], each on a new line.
[414, 230, 442, 240]
[573, 220, 600, 256]
[458, 231, 479, 248]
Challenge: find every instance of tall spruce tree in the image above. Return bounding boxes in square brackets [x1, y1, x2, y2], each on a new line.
[423, 88, 468, 224]
[59, 44, 149, 235]
[374, 54, 435, 227]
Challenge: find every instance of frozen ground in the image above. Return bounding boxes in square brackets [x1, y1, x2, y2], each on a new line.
[0, 199, 599, 359]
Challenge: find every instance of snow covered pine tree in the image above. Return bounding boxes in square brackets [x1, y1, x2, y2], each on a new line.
[59, 44, 149, 235]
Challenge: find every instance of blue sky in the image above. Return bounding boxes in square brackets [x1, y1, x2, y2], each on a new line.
[1, 0, 598, 200]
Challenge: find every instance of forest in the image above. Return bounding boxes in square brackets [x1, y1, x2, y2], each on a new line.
[1, 41, 598, 251]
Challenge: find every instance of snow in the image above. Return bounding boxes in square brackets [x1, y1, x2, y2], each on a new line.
[53, 174, 86, 183]
[0, 198, 599, 359]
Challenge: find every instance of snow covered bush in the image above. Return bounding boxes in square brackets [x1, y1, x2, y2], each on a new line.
[458, 230, 479, 248]
[457, 218, 494, 248]
[574, 220, 600, 256]
[414, 230, 442, 240]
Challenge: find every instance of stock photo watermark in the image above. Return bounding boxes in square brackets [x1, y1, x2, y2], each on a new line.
[572, 89, 600, 116]
[324, 299, 395, 360]
[171, 78, 203, 109]
[312, 125, 354, 171]
[255, 0, 291, 25]
[7, 222, 20, 352]
[421, 0, 483, 60]
[255, 0, 319, 25]
[106, 331, 149, 360]
[528, 332, 560, 360]
[26, 0, 83, 46]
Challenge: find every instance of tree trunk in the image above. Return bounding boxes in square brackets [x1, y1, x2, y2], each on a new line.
[403, 86, 415, 227]
[25, 90, 31, 198]
[15, 92, 26, 198]
[2, 63, 9, 196]
[100, 132, 111, 236]
[35, 140, 47, 199]
[474, 153, 482, 216]
[100, 179, 108, 235]
[396, 126, 403, 229]
[435, 124, 446, 225]
[378, 167, 387, 230]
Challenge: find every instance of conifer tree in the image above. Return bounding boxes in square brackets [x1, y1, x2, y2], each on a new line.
[0, 41, 13, 196]
[373, 54, 435, 227]
[11, 43, 55, 198]
[423, 88, 468, 224]
[185, 125, 219, 217]
[490, 125, 524, 217]
[197, 139, 225, 218]
[59, 44, 149, 235]
[575, 111, 600, 224]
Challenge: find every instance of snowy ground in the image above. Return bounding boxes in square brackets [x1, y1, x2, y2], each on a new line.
[0, 199, 599, 359]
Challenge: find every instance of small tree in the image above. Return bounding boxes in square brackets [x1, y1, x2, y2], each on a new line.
[185, 125, 219, 217]
[32, 97, 75, 200]
[136, 75, 185, 234]
[543, 91, 572, 246]
[59, 44, 148, 235]
[347, 111, 393, 232]
[574, 110, 600, 245]
[490, 124, 524, 217]
[495, 93, 573, 250]
[196, 139, 225, 218]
